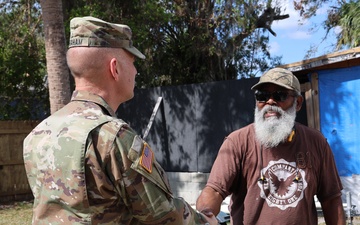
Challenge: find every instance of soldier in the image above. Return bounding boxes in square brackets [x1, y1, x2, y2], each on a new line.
[23, 16, 217, 225]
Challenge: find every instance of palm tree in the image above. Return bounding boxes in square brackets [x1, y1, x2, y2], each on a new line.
[337, 1, 360, 48]
[39, 0, 71, 114]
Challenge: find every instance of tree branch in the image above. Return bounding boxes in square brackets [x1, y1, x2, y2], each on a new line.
[256, 7, 289, 36]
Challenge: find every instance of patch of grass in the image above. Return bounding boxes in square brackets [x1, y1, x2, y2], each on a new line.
[0, 201, 32, 225]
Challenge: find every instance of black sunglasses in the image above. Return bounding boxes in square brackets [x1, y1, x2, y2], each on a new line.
[254, 90, 295, 102]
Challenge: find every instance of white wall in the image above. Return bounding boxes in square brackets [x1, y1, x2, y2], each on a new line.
[167, 172, 209, 206]
[341, 175, 360, 215]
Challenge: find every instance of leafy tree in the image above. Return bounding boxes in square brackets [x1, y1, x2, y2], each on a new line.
[336, 1, 360, 48]
[64, 0, 286, 87]
[294, 0, 360, 52]
[0, 0, 291, 120]
[0, 0, 49, 120]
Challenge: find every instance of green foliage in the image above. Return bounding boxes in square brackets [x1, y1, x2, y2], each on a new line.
[0, 0, 286, 120]
[0, 0, 49, 120]
[295, 0, 360, 51]
[337, 1, 360, 48]
[64, 0, 282, 88]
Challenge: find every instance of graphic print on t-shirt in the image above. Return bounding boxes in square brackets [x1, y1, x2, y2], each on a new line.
[258, 159, 308, 210]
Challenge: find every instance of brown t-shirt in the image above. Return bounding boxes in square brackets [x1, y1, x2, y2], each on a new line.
[206, 122, 342, 225]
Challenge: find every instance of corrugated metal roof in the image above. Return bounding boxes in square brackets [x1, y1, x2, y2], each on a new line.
[280, 47, 360, 82]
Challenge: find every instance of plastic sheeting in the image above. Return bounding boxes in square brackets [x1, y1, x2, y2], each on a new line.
[317, 66, 360, 176]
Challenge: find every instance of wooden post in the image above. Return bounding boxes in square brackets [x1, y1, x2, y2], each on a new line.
[310, 73, 321, 131]
[303, 73, 320, 131]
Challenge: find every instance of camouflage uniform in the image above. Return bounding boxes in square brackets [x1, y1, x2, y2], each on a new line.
[24, 91, 209, 225]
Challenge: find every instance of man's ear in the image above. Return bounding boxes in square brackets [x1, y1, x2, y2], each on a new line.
[296, 95, 304, 112]
[109, 58, 119, 81]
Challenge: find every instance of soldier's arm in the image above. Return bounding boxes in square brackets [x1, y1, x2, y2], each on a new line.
[120, 160, 217, 224]
[115, 133, 217, 224]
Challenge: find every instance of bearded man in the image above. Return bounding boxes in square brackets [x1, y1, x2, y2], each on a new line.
[196, 68, 345, 225]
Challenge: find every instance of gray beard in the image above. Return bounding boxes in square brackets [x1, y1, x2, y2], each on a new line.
[254, 101, 297, 148]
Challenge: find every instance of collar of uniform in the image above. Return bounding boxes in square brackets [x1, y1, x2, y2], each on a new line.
[71, 90, 116, 117]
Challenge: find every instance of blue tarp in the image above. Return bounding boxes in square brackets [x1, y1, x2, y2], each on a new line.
[317, 66, 360, 176]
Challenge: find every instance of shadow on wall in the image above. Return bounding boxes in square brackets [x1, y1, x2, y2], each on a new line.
[117, 77, 308, 173]
[117, 79, 258, 174]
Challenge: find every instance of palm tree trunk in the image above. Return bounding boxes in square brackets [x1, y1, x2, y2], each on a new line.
[40, 0, 71, 114]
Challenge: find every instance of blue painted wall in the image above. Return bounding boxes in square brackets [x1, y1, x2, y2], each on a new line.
[317, 66, 360, 176]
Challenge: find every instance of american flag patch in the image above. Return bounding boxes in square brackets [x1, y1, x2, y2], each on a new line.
[140, 143, 154, 173]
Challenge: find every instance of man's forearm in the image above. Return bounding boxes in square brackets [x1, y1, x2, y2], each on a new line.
[196, 186, 224, 216]
[322, 196, 346, 225]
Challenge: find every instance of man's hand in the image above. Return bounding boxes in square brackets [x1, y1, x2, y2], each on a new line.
[201, 209, 218, 225]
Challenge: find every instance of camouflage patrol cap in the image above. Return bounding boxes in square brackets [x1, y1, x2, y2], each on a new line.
[69, 16, 145, 59]
[251, 68, 301, 93]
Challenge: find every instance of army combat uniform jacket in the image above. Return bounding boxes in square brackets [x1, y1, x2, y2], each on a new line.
[24, 90, 208, 225]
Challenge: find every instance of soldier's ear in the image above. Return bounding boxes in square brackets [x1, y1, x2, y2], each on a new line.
[109, 58, 119, 81]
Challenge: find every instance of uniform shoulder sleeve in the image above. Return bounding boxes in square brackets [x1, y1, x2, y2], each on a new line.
[112, 127, 210, 224]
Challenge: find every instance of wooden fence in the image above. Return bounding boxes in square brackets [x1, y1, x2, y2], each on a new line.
[0, 121, 38, 203]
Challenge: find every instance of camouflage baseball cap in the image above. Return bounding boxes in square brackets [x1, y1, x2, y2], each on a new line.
[69, 16, 145, 59]
[251, 68, 300, 93]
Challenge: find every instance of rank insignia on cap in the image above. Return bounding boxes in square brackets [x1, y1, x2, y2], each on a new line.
[140, 143, 154, 173]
